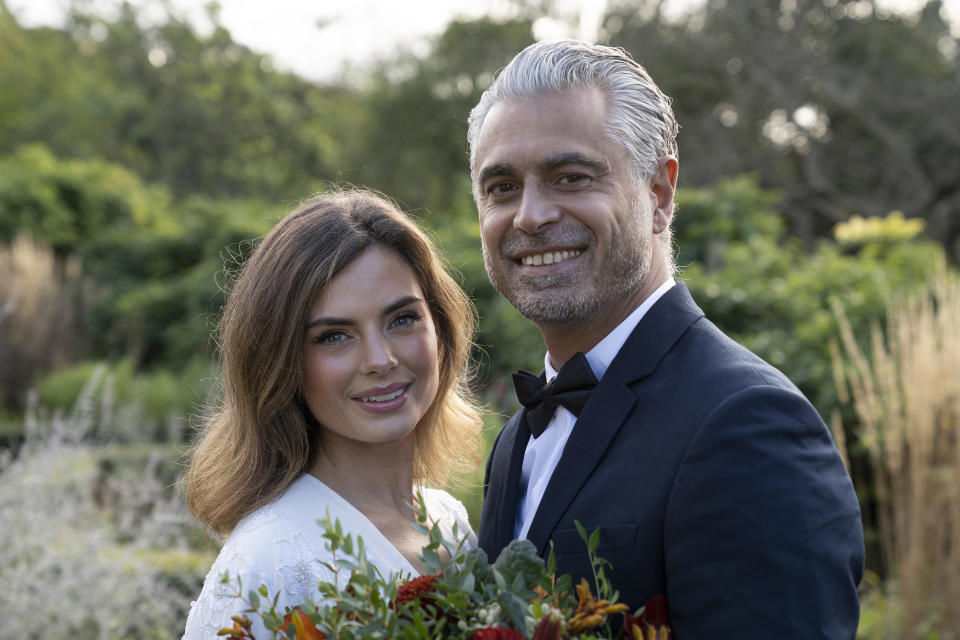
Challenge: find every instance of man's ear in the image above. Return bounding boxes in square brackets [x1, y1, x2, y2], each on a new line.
[651, 156, 678, 234]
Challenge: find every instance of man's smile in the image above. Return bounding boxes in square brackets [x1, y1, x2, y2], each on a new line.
[517, 249, 583, 266]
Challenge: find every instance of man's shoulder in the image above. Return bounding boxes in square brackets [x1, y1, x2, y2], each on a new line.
[627, 283, 797, 393]
[675, 315, 797, 391]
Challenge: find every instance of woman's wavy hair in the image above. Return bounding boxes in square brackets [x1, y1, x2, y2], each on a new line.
[184, 189, 481, 536]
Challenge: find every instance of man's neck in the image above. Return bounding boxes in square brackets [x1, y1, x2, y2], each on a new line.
[541, 270, 671, 369]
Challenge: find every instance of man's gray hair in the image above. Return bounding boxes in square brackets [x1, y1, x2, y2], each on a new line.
[467, 40, 679, 188]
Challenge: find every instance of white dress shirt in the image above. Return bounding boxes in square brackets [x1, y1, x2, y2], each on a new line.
[515, 279, 676, 539]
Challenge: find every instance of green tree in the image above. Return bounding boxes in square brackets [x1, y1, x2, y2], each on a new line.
[346, 17, 535, 214]
[0, 144, 170, 256]
[676, 175, 945, 420]
[0, 1, 360, 200]
[603, 0, 960, 256]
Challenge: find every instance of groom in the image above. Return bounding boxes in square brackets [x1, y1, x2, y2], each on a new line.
[469, 41, 864, 637]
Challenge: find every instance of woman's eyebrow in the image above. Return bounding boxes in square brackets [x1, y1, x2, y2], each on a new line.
[382, 295, 423, 316]
[305, 295, 423, 330]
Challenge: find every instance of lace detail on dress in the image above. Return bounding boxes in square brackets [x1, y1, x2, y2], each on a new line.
[237, 503, 279, 533]
[276, 531, 323, 599]
[182, 541, 274, 639]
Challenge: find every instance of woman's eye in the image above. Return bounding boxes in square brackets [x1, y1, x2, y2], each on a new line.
[315, 331, 348, 346]
[391, 312, 421, 329]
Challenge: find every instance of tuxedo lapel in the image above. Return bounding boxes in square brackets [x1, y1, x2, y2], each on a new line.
[478, 412, 531, 559]
[524, 282, 705, 555]
[524, 378, 635, 555]
[610, 282, 705, 383]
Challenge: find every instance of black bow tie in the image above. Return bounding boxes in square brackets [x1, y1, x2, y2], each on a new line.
[512, 352, 599, 438]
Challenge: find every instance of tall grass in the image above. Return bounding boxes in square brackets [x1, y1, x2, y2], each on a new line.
[0, 234, 80, 410]
[0, 368, 214, 638]
[833, 267, 960, 637]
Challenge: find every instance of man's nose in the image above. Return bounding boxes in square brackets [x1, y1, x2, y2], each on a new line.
[513, 186, 561, 234]
[362, 334, 398, 375]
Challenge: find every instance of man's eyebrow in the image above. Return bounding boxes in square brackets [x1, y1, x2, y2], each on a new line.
[478, 163, 514, 184]
[540, 152, 607, 172]
[305, 296, 424, 330]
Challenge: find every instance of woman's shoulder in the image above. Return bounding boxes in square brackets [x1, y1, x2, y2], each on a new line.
[419, 487, 476, 548]
[419, 487, 465, 515]
[183, 476, 341, 639]
[224, 475, 339, 563]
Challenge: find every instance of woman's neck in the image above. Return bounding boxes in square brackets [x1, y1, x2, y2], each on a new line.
[308, 435, 417, 518]
[308, 433, 442, 574]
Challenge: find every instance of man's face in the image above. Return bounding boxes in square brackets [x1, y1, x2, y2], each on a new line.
[472, 86, 656, 325]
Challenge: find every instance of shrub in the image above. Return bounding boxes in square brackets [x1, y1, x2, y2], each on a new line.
[676, 177, 944, 421]
[0, 369, 214, 637]
[33, 357, 217, 443]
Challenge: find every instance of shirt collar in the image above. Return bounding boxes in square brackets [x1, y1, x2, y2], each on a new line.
[544, 278, 676, 383]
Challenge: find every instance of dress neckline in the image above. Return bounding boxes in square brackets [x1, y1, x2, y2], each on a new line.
[298, 473, 421, 577]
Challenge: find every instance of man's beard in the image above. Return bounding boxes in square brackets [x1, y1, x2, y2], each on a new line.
[483, 202, 652, 326]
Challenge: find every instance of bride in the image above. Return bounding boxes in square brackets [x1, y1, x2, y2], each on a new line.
[181, 189, 482, 638]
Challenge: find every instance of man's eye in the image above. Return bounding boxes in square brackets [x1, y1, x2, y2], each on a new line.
[557, 174, 588, 186]
[487, 182, 516, 196]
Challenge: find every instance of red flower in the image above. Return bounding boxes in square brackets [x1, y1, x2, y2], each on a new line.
[470, 627, 529, 640]
[624, 595, 672, 640]
[395, 573, 439, 606]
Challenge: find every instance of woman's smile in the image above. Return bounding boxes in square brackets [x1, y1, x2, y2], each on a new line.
[352, 382, 411, 413]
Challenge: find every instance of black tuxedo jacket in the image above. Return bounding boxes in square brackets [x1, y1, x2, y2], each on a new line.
[478, 283, 864, 638]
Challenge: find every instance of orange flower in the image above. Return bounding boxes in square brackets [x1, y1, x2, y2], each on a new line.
[567, 578, 629, 634]
[281, 607, 326, 640]
[217, 614, 255, 639]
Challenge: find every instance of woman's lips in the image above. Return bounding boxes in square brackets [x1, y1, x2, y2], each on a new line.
[352, 383, 410, 413]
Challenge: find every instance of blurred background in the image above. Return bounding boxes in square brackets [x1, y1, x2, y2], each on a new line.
[1, 0, 958, 636]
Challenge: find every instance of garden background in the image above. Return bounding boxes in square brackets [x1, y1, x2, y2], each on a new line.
[1, 0, 958, 637]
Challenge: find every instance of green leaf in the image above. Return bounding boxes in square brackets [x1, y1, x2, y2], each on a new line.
[498, 592, 531, 630]
[546, 542, 557, 575]
[493, 568, 506, 590]
[588, 527, 600, 553]
[422, 546, 442, 572]
[411, 522, 430, 535]
[575, 520, 588, 543]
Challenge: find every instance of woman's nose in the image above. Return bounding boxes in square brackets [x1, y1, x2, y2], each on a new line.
[361, 334, 398, 375]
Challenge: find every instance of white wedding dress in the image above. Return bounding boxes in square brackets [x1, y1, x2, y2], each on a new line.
[182, 474, 476, 639]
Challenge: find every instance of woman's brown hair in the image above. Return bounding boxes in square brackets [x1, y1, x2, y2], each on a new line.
[184, 189, 481, 536]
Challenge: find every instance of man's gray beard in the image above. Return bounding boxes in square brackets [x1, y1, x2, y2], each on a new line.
[482, 231, 652, 326]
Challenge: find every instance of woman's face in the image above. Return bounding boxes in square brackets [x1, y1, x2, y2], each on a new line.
[301, 245, 440, 448]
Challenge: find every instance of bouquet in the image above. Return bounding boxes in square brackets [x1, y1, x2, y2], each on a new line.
[218, 496, 671, 640]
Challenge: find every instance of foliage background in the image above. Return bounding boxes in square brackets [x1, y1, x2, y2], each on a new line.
[0, 0, 957, 637]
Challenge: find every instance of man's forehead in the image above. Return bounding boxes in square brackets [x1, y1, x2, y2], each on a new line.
[473, 88, 612, 165]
